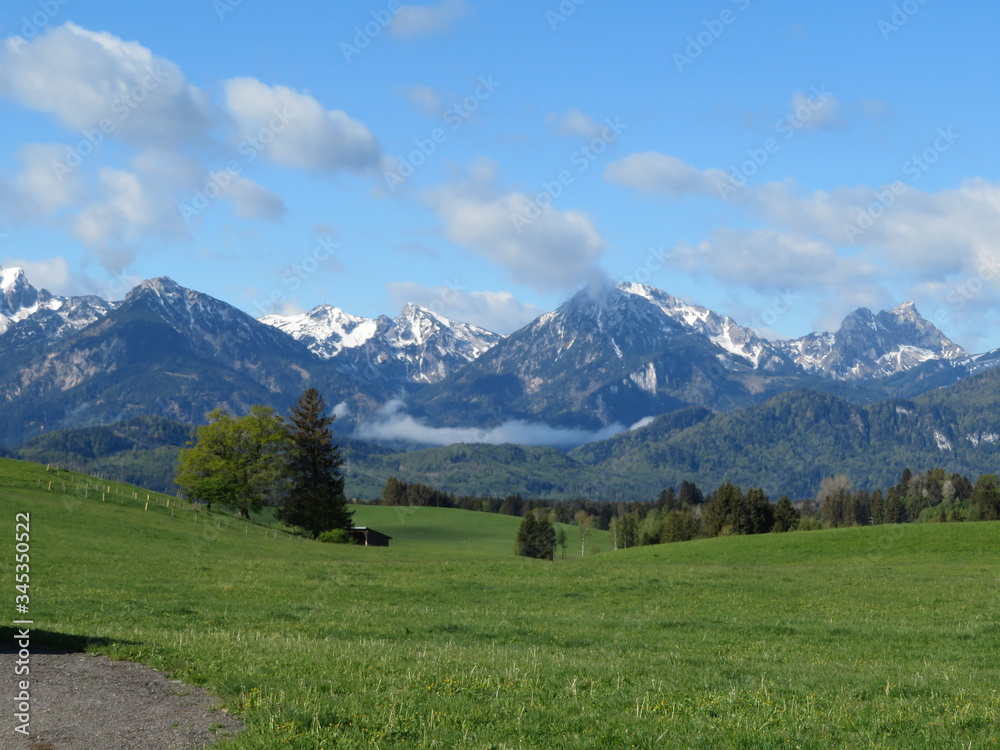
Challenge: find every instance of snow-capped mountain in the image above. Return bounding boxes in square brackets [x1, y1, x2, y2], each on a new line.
[262, 302, 504, 385]
[415, 282, 807, 428]
[0, 275, 360, 445]
[0, 266, 115, 348]
[618, 282, 790, 370]
[778, 301, 966, 380]
[2, 267, 997, 446]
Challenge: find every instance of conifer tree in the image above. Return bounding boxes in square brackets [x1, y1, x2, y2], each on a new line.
[515, 510, 556, 559]
[277, 389, 353, 538]
[772, 495, 800, 532]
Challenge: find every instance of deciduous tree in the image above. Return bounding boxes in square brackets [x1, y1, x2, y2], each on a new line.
[175, 406, 289, 518]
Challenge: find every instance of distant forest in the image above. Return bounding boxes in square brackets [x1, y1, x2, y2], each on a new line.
[365, 468, 1000, 549]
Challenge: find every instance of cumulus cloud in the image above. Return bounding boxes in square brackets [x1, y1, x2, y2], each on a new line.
[386, 281, 543, 333]
[424, 166, 606, 293]
[604, 152, 729, 197]
[390, 0, 472, 38]
[224, 77, 382, 173]
[0, 23, 214, 149]
[354, 399, 651, 448]
[546, 107, 604, 138]
[11, 143, 84, 217]
[0, 23, 386, 274]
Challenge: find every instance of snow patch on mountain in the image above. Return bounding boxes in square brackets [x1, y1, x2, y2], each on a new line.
[617, 282, 784, 369]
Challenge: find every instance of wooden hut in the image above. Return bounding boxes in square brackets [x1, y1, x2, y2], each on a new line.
[350, 527, 392, 547]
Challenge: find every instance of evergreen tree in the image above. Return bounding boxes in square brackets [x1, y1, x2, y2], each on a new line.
[660, 509, 699, 543]
[515, 510, 556, 559]
[739, 487, 774, 534]
[277, 389, 353, 539]
[870, 490, 885, 524]
[773, 495, 800, 532]
[971, 474, 1000, 521]
[702, 482, 741, 537]
[679, 480, 704, 507]
[382, 477, 406, 505]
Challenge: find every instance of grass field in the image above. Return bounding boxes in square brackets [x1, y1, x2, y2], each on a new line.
[2, 457, 999, 748]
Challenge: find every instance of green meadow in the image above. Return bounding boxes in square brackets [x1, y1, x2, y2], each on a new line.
[2, 457, 999, 748]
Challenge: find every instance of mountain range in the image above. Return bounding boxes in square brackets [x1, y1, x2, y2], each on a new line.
[1, 265, 998, 497]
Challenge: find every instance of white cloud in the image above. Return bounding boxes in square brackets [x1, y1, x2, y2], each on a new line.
[354, 399, 650, 448]
[390, 0, 472, 38]
[424, 166, 606, 293]
[788, 89, 844, 132]
[11, 143, 83, 216]
[546, 107, 604, 138]
[228, 176, 287, 222]
[386, 281, 544, 333]
[604, 152, 729, 197]
[0, 23, 214, 149]
[406, 84, 444, 117]
[669, 228, 889, 323]
[224, 77, 382, 173]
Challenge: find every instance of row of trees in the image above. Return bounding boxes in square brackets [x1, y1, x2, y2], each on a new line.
[818, 468, 1000, 526]
[175, 389, 353, 539]
[601, 484, 801, 550]
[376, 467, 999, 560]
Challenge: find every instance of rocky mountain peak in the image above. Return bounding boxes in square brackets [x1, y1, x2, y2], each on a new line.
[781, 300, 965, 379]
[0, 266, 39, 316]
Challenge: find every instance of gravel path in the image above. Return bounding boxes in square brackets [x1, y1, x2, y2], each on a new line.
[1, 648, 242, 750]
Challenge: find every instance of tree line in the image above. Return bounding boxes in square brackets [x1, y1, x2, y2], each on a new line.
[372, 466, 999, 559]
[816, 468, 1000, 527]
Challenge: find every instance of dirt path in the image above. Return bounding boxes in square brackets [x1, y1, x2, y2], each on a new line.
[1, 649, 242, 750]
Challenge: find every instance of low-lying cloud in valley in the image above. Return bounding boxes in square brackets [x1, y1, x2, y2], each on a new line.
[354, 399, 651, 449]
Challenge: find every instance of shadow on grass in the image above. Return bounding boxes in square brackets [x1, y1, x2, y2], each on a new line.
[0, 626, 123, 654]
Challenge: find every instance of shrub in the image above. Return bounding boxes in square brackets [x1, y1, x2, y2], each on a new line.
[318, 528, 355, 544]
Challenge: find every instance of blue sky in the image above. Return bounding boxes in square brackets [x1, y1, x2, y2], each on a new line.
[1, 0, 998, 350]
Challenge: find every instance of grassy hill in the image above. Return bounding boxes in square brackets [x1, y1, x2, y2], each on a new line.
[350, 504, 608, 557]
[2, 457, 999, 748]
